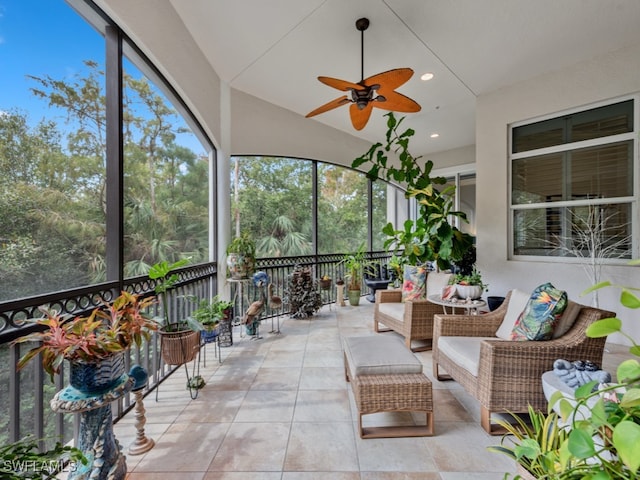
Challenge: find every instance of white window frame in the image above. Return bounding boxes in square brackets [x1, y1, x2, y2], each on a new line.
[509, 94, 639, 262]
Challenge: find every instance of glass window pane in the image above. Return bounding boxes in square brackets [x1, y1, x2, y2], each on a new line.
[459, 174, 476, 236]
[231, 156, 312, 257]
[0, 0, 105, 300]
[513, 141, 632, 205]
[371, 180, 388, 251]
[122, 53, 210, 277]
[513, 99, 633, 153]
[570, 141, 633, 199]
[317, 164, 368, 254]
[513, 204, 631, 258]
[512, 153, 563, 204]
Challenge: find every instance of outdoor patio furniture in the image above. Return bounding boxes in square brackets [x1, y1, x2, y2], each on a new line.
[373, 272, 453, 351]
[343, 335, 434, 439]
[432, 289, 615, 434]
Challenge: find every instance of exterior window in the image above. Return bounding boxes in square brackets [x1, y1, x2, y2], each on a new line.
[510, 99, 636, 259]
[121, 51, 210, 277]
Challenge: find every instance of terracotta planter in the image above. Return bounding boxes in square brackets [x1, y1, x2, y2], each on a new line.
[69, 351, 126, 394]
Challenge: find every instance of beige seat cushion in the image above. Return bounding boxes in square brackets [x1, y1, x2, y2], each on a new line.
[377, 302, 405, 322]
[437, 336, 502, 377]
[343, 335, 423, 377]
[495, 289, 531, 340]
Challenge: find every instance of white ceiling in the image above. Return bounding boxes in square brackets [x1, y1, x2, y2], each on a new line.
[169, 0, 640, 158]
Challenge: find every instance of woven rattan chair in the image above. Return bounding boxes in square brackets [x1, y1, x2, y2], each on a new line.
[432, 290, 615, 434]
[374, 272, 453, 352]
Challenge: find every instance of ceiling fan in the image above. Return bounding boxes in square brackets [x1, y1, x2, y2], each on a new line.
[305, 17, 421, 131]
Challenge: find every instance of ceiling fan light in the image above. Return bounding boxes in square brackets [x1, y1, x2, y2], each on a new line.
[421, 72, 434, 81]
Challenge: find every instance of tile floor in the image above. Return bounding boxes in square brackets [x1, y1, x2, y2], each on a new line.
[113, 301, 630, 479]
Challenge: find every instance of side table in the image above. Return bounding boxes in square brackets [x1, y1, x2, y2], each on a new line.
[427, 294, 486, 315]
[51, 374, 134, 480]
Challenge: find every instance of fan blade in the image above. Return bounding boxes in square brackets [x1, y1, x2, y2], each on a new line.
[318, 76, 365, 91]
[349, 102, 373, 130]
[362, 68, 414, 90]
[305, 95, 351, 118]
[374, 90, 421, 113]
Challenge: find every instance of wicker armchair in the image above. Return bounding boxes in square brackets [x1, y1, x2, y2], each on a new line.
[432, 290, 615, 434]
[374, 272, 452, 352]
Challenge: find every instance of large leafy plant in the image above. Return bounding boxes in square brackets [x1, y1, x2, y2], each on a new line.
[352, 112, 474, 270]
[14, 291, 157, 380]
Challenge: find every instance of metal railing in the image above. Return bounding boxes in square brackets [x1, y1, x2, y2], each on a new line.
[0, 252, 390, 449]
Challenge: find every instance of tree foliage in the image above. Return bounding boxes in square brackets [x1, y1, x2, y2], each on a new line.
[0, 61, 208, 301]
[352, 112, 474, 270]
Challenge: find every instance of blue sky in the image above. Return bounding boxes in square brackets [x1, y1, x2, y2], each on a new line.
[0, 0, 103, 122]
[0, 0, 206, 154]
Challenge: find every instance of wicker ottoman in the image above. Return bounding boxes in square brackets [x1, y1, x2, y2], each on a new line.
[343, 335, 434, 438]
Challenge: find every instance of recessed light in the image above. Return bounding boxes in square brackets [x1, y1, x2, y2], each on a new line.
[430, 133, 439, 138]
[421, 72, 434, 81]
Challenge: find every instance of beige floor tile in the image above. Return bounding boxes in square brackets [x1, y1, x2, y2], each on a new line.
[207, 422, 290, 471]
[299, 366, 348, 390]
[175, 390, 246, 423]
[356, 434, 438, 472]
[360, 472, 441, 479]
[293, 389, 352, 422]
[131, 422, 230, 472]
[250, 366, 302, 390]
[426, 421, 514, 473]
[126, 473, 205, 480]
[284, 421, 359, 471]
[204, 473, 282, 480]
[282, 473, 360, 480]
[235, 389, 297, 422]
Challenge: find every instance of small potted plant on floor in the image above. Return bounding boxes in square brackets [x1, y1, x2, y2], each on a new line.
[340, 243, 373, 306]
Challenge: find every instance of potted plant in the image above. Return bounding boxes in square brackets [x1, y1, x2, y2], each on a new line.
[226, 232, 256, 279]
[387, 254, 407, 288]
[0, 436, 87, 480]
[189, 295, 233, 343]
[148, 259, 201, 366]
[451, 267, 487, 300]
[489, 266, 640, 478]
[14, 291, 158, 393]
[353, 112, 475, 271]
[339, 244, 373, 306]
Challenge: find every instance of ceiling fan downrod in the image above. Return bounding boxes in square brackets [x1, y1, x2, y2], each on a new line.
[356, 17, 369, 83]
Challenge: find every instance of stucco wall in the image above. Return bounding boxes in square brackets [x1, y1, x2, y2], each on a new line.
[476, 42, 640, 344]
[230, 90, 376, 168]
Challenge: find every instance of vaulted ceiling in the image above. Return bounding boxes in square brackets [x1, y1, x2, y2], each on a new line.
[153, 1, 640, 157]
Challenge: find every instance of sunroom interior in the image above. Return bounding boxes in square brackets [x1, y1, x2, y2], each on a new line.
[1, 0, 640, 478]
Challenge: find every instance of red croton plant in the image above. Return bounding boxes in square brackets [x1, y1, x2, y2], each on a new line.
[14, 291, 158, 380]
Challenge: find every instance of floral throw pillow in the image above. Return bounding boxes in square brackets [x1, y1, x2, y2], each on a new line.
[401, 265, 427, 302]
[511, 283, 568, 341]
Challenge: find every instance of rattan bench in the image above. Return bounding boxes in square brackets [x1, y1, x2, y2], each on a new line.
[343, 335, 434, 439]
